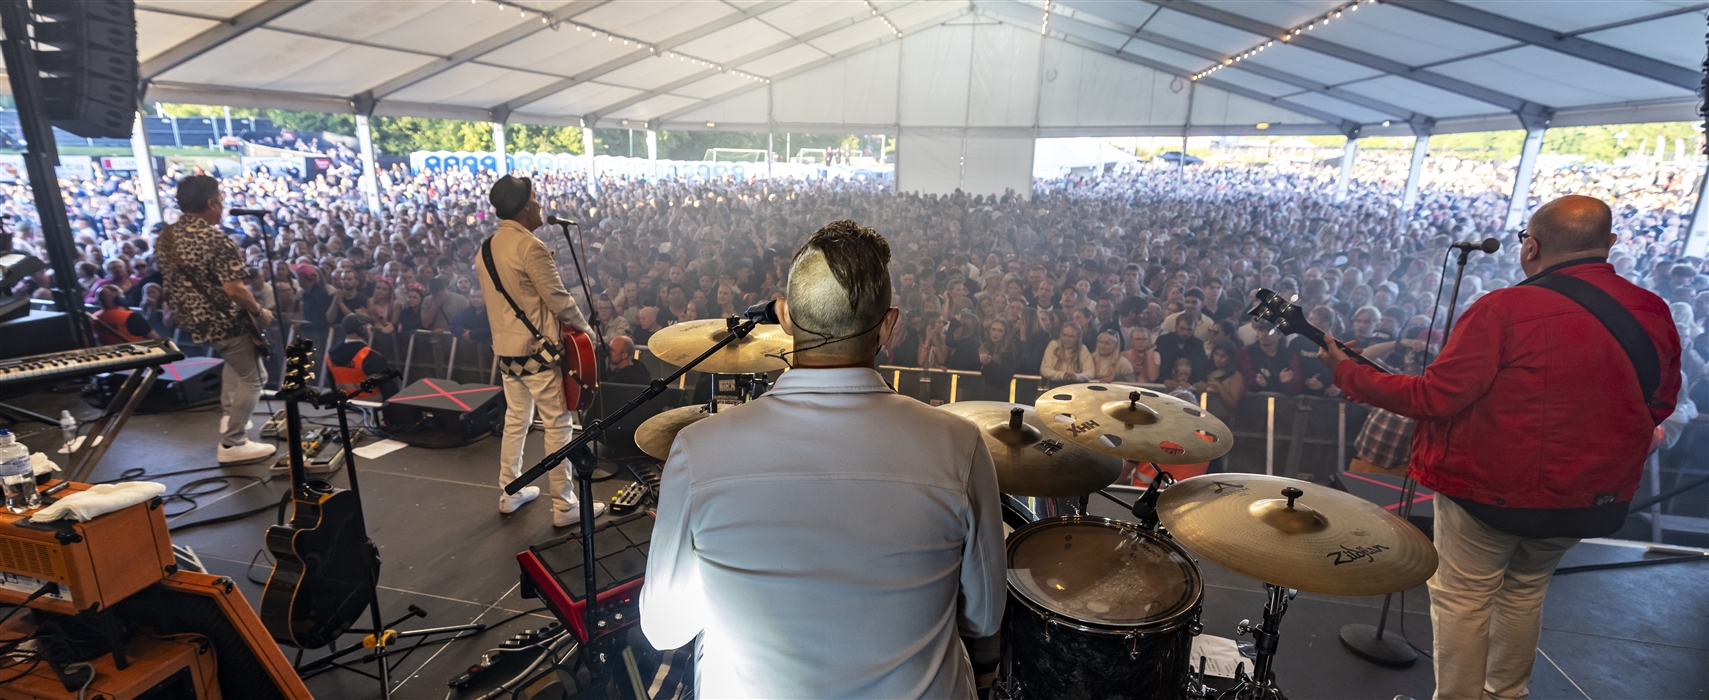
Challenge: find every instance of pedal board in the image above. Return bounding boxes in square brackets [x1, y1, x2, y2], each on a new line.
[270, 428, 344, 474]
[448, 621, 564, 691]
[260, 410, 288, 438]
[609, 481, 648, 514]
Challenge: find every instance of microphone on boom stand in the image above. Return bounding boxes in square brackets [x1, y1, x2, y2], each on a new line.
[1449, 237, 1501, 254]
[229, 208, 273, 217]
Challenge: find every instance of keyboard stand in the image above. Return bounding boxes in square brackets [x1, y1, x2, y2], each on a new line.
[65, 366, 160, 483]
[0, 401, 57, 426]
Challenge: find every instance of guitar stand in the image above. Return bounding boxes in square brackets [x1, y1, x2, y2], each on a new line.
[288, 370, 487, 699]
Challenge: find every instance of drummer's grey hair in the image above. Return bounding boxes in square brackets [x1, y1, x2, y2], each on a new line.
[787, 220, 892, 349]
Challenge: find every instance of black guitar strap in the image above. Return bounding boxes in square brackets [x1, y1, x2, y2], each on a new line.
[1524, 273, 1663, 408]
[482, 236, 546, 342]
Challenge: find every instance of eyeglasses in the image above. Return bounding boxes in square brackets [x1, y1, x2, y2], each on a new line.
[1516, 227, 1530, 245]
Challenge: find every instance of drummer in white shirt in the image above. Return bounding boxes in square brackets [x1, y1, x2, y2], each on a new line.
[641, 219, 1006, 698]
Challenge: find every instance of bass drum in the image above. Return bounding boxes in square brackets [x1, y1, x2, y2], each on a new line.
[1003, 516, 1202, 700]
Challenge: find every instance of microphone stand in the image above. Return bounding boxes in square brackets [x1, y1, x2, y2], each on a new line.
[504, 315, 761, 687]
[236, 211, 293, 348]
[552, 218, 613, 474]
[1340, 243, 1478, 668]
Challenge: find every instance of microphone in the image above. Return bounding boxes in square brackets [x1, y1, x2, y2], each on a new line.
[1450, 238, 1501, 254]
[229, 208, 271, 217]
[547, 215, 576, 226]
[744, 299, 781, 325]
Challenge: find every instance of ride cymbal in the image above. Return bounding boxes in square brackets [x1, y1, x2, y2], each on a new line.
[635, 404, 712, 461]
[1156, 474, 1437, 596]
[1034, 383, 1232, 464]
[939, 401, 1123, 497]
[646, 319, 792, 374]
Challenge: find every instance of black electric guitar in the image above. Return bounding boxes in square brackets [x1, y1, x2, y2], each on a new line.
[1247, 288, 1391, 374]
[261, 338, 378, 648]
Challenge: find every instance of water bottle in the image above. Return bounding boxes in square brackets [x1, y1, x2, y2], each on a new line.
[0, 430, 35, 514]
[59, 410, 76, 456]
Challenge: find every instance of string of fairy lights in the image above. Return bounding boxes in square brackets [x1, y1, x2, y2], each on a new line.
[1039, 0, 1052, 35]
[472, 0, 769, 83]
[1191, 0, 1378, 82]
[862, 0, 903, 37]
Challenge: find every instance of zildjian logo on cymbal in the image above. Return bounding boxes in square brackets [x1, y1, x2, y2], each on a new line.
[1031, 439, 1064, 456]
[1210, 481, 1247, 495]
[1327, 543, 1390, 565]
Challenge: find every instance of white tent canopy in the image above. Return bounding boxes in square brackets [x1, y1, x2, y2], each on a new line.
[36, 0, 1709, 193]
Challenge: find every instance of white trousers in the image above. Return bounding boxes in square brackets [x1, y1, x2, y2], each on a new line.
[498, 369, 580, 512]
[1429, 497, 1578, 700]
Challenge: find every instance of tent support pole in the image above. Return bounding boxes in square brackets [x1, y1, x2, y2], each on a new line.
[1334, 136, 1357, 204]
[130, 111, 163, 228]
[1401, 122, 1431, 213]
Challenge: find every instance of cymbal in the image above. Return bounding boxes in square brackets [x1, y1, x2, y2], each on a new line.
[1034, 383, 1232, 464]
[635, 405, 712, 461]
[1156, 474, 1437, 596]
[938, 401, 1123, 497]
[646, 319, 792, 374]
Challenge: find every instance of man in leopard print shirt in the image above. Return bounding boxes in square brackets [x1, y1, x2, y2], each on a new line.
[157, 175, 278, 465]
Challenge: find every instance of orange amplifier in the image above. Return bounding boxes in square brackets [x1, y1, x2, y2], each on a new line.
[0, 481, 174, 616]
[0, 621, 220, 699]
[111, 571, 313, 700]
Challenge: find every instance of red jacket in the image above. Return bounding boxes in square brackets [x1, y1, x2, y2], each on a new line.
[1334, 260, 1680, 509]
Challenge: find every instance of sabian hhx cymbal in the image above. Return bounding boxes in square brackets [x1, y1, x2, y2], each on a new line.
[1156, 474, 1437, 596]
[938, 401, 1123, 497]
[1035, 383, 1232, 464]
[646, 319, 792, 374]
[635, 404, 713, 461]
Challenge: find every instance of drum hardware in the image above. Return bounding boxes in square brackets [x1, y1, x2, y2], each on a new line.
[1220, 584, 1297, 700]
[645, 318, 792, 374]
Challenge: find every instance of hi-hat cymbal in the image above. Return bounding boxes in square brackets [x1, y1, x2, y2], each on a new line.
[1156, 474, 1437, 596]
[635, 404, 712, 461]
[1034, 383, 1232, 464]
[938, 401, 1123, 497]
[646, 319, 792, 374]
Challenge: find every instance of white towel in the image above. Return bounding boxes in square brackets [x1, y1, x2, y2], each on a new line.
[30, 482, 167, 523]
[28, 452, 60, 477]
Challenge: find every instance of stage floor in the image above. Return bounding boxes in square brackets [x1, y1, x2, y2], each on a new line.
[6, 390, 1706, 699]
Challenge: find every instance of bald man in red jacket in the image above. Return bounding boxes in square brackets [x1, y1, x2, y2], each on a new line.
[1321, 195, 1680, 700]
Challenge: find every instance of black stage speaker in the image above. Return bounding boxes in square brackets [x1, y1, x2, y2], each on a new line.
[94, 357, 224, 412]
[32, 0, 138, 139]
[594, 382, 684, 461]
[0, 310, 77, 360]
[381, 378, 504, 448]
[1333, 471, 1436, 539]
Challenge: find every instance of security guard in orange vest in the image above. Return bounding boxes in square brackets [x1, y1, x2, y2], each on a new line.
[90, 284, 158, 345]
[328, 313, 398, 400]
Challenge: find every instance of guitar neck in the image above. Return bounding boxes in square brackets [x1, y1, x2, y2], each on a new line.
[1299, 326, 1390, 374]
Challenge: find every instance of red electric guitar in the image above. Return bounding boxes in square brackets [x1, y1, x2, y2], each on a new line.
[562, 328, 599, 411]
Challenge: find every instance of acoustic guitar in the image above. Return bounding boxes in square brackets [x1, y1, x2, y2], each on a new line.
[562, 327, 599, 411]
[261, 338, 379, 648]
[1247, 288, 1392, 374]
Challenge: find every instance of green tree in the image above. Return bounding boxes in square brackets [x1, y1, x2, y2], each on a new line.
[505, 123, 585, 155]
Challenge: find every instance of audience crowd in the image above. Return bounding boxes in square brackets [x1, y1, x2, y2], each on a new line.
[3, 143, 1707, 429]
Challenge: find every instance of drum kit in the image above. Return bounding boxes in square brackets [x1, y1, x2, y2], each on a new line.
[634, 320, 1439, 699]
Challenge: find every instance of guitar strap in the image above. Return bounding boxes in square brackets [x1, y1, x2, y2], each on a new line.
[1524, 273, 1664, 409]
[482, 236, 562, 376]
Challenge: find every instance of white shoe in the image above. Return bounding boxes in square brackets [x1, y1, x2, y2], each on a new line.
[500, 486, 540, 514]
[553, 502, 609, 528]
[219, 416, 255, 433]
[217, 441, 277, 465]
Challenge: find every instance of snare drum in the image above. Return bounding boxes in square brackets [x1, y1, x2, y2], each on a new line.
[1002, 517, 1203, 700]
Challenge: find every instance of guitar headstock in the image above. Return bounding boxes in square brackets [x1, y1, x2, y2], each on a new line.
[1246, 287, 1316, 341]
[282, 337, 316, 392]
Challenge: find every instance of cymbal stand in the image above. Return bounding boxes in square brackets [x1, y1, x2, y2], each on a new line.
[1221, 583, 1296, 700]
[505, 315, 760, 689]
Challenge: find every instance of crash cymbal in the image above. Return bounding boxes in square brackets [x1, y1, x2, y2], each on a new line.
[1034, 383, 1232, 464]
[939, 401, 1123, 497]
[1156, 474, 1437, 596]
[635, 404, 713, 461]
[646, 319, 792, 374]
